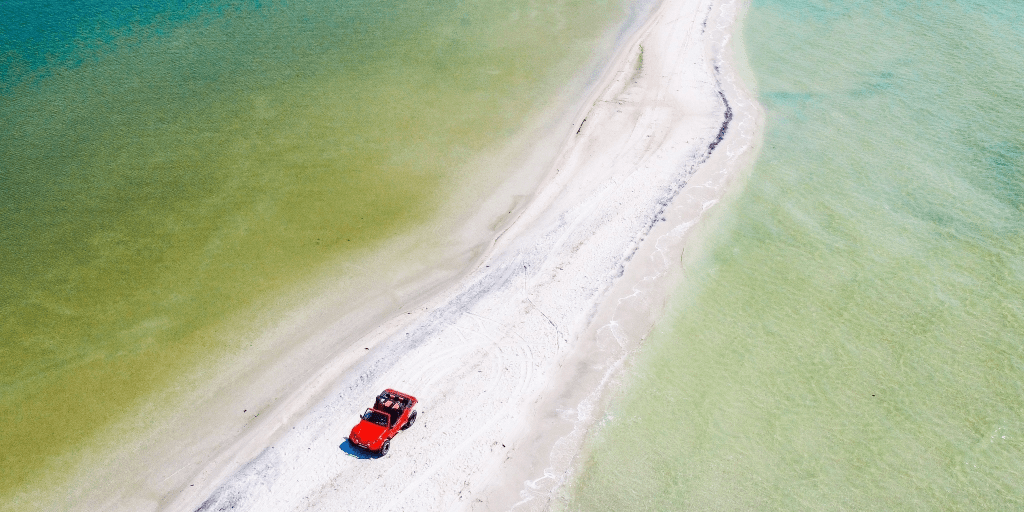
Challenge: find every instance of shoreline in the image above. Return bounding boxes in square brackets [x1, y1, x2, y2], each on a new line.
[27, 0, 761, 509]
[20, 12, 637, 512]
[492, 0, 763, 507]
[187, 0, 761, 509]
[31, 1, 662, 510]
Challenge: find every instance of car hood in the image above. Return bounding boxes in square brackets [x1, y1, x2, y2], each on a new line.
[350, 420, 387, 445]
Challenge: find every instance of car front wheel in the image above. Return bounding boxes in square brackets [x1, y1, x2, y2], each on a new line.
[377, 439, 390, 456]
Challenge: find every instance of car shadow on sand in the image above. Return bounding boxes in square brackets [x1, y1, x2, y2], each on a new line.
[339, 438, 377, 459]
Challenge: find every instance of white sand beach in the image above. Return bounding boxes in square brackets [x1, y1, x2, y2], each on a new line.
[61, 0, 759, 510]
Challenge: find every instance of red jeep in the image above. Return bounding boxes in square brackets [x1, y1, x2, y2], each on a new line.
[348, 389, 418, 456]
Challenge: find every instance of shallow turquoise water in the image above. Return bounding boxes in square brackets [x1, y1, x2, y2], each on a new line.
[570, 0, 1024, 509]
[0, 0, 627, 500]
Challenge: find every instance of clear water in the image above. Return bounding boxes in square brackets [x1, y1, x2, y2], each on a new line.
[570, 0, 1024, 509]
[0, 0, 626, 500]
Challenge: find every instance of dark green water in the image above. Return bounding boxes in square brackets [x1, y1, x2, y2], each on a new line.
[571, 0, 1024, 509]
[0, 0, 626, 500]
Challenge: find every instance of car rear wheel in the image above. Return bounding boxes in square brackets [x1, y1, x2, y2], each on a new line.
[377, 440, 390, 456]
[402, 410, 417, 430]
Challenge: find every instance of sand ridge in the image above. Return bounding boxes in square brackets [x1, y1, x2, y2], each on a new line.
[181, 0, 759, 509]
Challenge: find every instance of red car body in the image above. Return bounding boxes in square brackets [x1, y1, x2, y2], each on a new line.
[348, 389, 418, 455]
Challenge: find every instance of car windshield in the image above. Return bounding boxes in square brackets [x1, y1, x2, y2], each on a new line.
[362, 409, 389, 427]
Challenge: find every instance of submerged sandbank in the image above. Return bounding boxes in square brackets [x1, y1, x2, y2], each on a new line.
[185, 0, 760, 509]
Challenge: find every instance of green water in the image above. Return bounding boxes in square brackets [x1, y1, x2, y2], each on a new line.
[0, 0, 627, 500]
[570, 0, 1024, 509]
